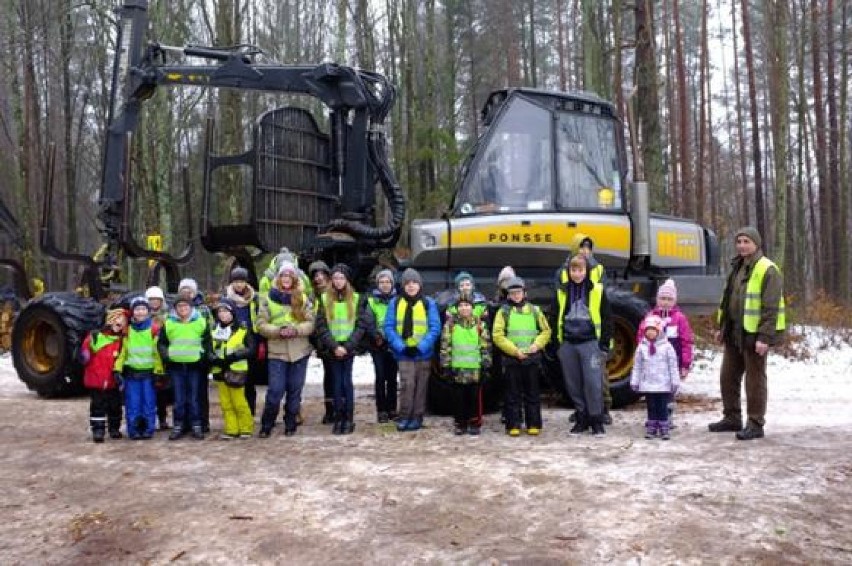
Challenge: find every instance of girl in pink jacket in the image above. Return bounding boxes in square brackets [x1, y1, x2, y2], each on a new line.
[637, 279, 694, 377]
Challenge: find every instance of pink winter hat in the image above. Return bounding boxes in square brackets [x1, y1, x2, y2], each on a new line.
[657, 278, 677, 302]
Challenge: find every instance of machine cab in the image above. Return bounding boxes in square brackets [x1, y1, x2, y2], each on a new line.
[453, 89, 627, 217]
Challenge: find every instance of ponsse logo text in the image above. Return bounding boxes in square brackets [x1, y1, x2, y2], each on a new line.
[488, 232, 553, 243]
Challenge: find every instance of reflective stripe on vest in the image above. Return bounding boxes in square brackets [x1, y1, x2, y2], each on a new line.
[396, 299, 428, 347]
[505, 307, 539, 349]
[267, 297, 299, 327]
[367, 296, 390, 326]
[125, 326, 156, 369]
[743, 257, 786, 332]
[450, 323, 481, 369]
[212, 326, 248, 373]
[556, 284, 603, 342]
[330, 293, 359, 342]
[165, 317, 207, 362]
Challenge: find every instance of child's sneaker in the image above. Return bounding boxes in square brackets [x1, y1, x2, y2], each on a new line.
[219, 433, 237, 440]
[92, 429, 105, 443]
[508, 428, 521, 437]
[527, 427, 541, 436]
[396, 419, 410, 432]
[239, 433, 253, 439]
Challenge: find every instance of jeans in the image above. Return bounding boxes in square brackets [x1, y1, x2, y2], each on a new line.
[330, 357, 355, 415]
[371, 349, 398, 415]
[124, 371, 156, 436]
[263, 357, 309, 430]
[171, 363, 202, 429]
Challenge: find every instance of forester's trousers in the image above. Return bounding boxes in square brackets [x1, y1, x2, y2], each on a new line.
[719, 341, 768, 426]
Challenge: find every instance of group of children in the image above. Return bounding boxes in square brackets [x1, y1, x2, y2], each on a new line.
[81, 236, 694, 443]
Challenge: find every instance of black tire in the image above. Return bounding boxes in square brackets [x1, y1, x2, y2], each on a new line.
[11, 292, 104, 397]
[605, 287, 650, 408]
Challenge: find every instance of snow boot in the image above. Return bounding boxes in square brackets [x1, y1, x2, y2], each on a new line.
[168, 422, 185, 441]
[644, 420, 657, 439]
[589, 415, 606, 437]
[91, 419, 106, 443]
[342, 412, 355, 435]
[659, 421, 671, 440]
[569, 412, 588, 435]
[708, 417, 742, 432]
[736, 421, 764, 441]
[109, 428, 123, 440]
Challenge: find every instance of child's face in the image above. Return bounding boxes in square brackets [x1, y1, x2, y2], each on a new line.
[232, 280, 247, 293]
[179, 288, 193, 300]
[132, 306, 149, 323]
[312, 272, 328, 290]
[579, 245, 592, 257]
[457, 302, 473, 318]
[217, 308, 234, 325]
[176, 303, 191, 319]
[645, 327, 659, 341]
[110, 316, 127, 334]
[507, 288, 524, 302]
[331, 272, 348, 290]
[377, 276, 393, 294]
[279, 273, 295, 289]
[148, 298, 163, 311]
[458, 279, 473, 293]
[657, 295, 675, 309]
[404, 280, 421, 296]
[569, 264, 587, 283]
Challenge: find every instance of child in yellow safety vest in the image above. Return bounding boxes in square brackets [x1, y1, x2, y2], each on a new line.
[492, 277, 551, 436]
[315, 263, 370, 435]
[439, 293, 492, 435]
[365, 268, 399, 423]
[210, 299, 256, 439]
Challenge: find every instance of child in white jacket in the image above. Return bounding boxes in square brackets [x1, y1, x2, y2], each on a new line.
[631, 315, 680, 439]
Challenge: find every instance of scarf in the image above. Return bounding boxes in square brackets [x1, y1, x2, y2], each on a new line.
[130, 318, 152, 331]
[401, 293, 422, 340]
[372, 288, 396, 303]
[648, 337, 656, 356]
[507, 297, 527, 312]
[269, 287, 292, 305]
[226, 284, 255, 308]
[212, 322, 233, 342]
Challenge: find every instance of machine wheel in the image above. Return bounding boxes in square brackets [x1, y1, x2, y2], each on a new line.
[11, 292, 104, 397]
[605, 288, 649, 408]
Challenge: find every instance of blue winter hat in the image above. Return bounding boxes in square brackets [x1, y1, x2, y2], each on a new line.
[130, 296, 150, 311]
[454, 271, 474, 288]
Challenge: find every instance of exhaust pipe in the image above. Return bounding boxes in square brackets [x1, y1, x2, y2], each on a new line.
[631, 181, 650, 259]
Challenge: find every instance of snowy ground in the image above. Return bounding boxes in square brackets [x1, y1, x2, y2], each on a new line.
[0, 326, 850, 564]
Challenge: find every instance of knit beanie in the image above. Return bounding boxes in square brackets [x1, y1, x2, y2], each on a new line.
[277, 261, 298, 277]
[400, 268, 422, 286]
[330, 263, 353, 281]
[178, 278, 198, 295]
[308, 260, 331, 277]
[735, 226, 762, 248]
[643, 314, 665, 335]
[454, 271, 474, 288]
[505, 276, 525, 290]
[375, 268, 395, 285]
[657, 278, 678, 302]
[229, 267, 249, 283]
[496, 266, 516, 290]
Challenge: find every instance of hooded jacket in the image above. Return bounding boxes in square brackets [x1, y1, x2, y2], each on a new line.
[630, 334, 680, 394]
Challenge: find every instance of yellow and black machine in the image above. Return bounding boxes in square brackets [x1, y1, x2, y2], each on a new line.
[409, 88, 724, 406]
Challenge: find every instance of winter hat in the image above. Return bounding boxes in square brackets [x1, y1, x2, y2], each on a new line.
[330, 263, 353, 281]
[454, 271, 474, 287]
[145, 286, 165, 301]
[657, 279, 678, 302]
[643, 314, 665, 335]
[173, 296, 192, 307]
[735, 226, 762, 248]
[505, 276, 525, 291]
[215, 298, 236, 315]
[276, 261, 298, 278]
[308, 260, 331, 277]
[229, 266, 249, 283]
[496, 266, 516, 290]
[274, 247, 297, 267]
[400, 268, 422, 286]
[375, 268, 394, 285]
[570, 232, 593, 252]
[178, 278, 198, 295]
[105, 308, 128, 327]
[130, 296, 150, 311]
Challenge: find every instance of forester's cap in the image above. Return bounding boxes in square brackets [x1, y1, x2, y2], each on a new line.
[456, 292, 474, 306]
[330, 263, 353, 281]
[130, 296, 150, 311]
[178, 278, 198, 294]
[276, 261, 298, 277]
[643, 314, 665, 333]
[400, 268, 422, 286]
[735, 226, 762, 248]
[505, 276, 525, 290]
[215, 298, 236, 314]
[657, 278, 678, 301]
[144, 286, 165, 301]
[454, 271, 474, 287]
[375, 268, 394, 284]
[105, 308, 128, 326]
[496, 266, 516, 289]
[229, 267, 249, 283]
[308, 260, 331, 277]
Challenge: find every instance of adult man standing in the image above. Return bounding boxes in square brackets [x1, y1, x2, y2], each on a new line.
[710, 227, 785, 440]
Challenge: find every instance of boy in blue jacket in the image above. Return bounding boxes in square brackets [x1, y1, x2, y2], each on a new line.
[384, 268, 441, 431]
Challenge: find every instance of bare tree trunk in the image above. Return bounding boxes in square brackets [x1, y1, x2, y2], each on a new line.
[635, 0, 665, 210]
[556, 0, 567, 90]
[731, 3, 750, 226]
[741, 0, 765, 237]
[696, 0, 709, 225]
[528, 0, 537, 87]
[825, 0, 841, 296]
[810, 0, 830, 292]
[672, 0, 692, 217]
[839, 0, 849, 300]
[766, 0, 789, 267]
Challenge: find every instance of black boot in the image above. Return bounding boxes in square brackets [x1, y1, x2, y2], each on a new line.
[284, 412, 297, 436]
[322, 401, 335, 424]
[191, 424, 205, 440]
[736, 421, 764, 440]
[589, 414, 606, 437]
[259, 406, 277, 438]
[169, 422, 185, 441]
[91, 420, 106, 443]
[332, 411, 345, 435]
[708, 417, 742, 432]
[569, 412, 588, 435]
[342, 412, 355, 435]
[108, 418, 123, 439]
[109, 428, 123, 440]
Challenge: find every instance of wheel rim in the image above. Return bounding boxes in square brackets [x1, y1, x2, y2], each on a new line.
[607, 316, 637, 380]
[22, 318, 62, 374]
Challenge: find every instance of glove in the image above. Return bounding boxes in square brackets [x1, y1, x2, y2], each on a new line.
[113, 371, 124, 391]
[403, 346, 420, 357]
[280, 326, 297, 339]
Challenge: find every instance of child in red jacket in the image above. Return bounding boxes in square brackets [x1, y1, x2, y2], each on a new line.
[80, 308, 128, 442]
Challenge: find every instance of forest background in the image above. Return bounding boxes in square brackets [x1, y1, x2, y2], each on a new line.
[0, 0, 848, 309]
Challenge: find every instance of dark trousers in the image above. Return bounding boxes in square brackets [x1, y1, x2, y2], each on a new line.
[330, 357, 355, 416]
[645, 392, 669, 422]
[89, 389, 122, 432]
[720, 341, 768, 426]
[156, 379, 174, 426]
[171, 364, 202, 429]
[321, 357, 334, 418]
[503, 364, 542, 429]
[262, 357, 309, 431]
[244, 357, 263, 416]
[371, 349, 398, 415]
[453, 382, 481, 427]
[198, 368, 210, 430]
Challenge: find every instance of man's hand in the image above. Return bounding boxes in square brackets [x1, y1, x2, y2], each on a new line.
[755, 340, 769, 356]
